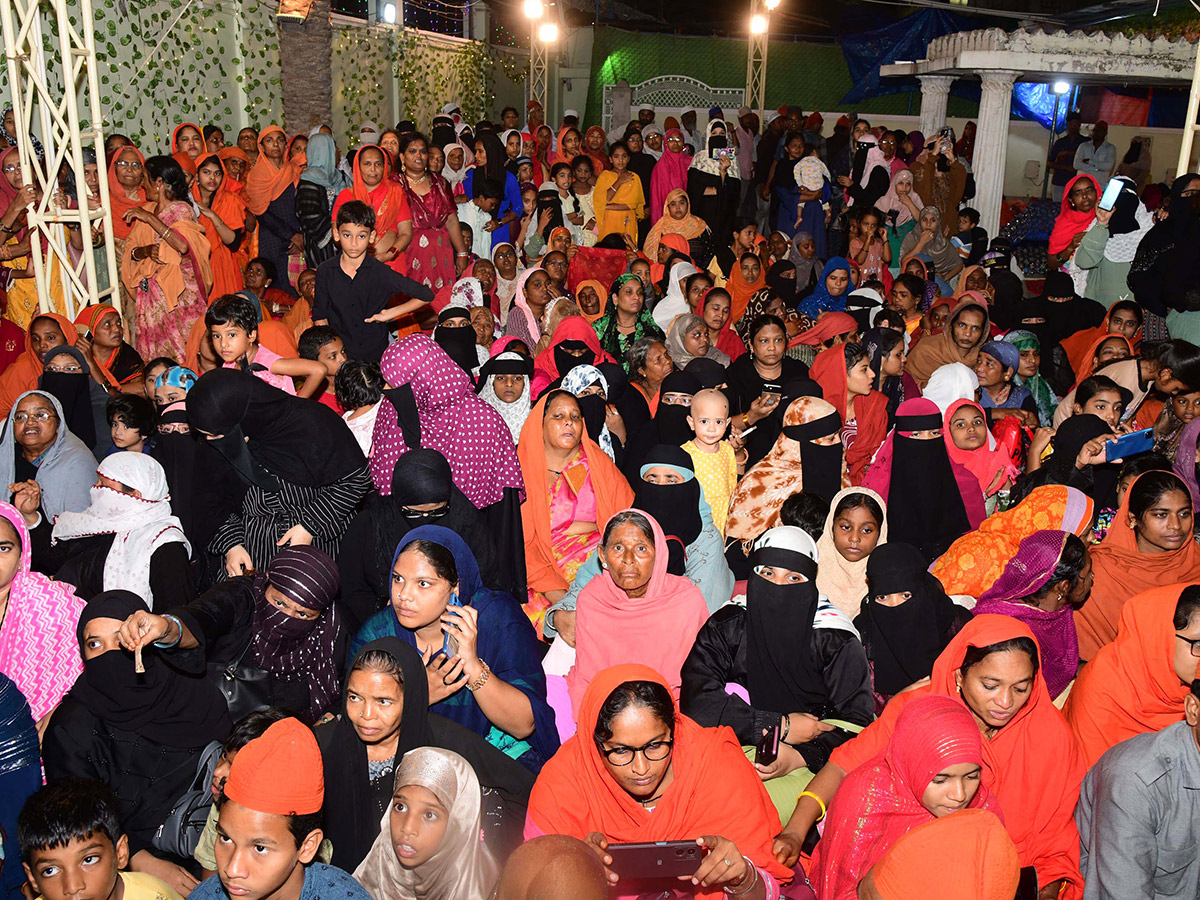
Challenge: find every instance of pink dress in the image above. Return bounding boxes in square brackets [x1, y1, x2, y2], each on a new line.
[224, 344, 296, 394]
[402, 173, 457, 291]
[134, 201, 208, 362]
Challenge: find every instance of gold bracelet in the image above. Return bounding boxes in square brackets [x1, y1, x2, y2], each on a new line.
[466, 659, 492, 692]
[798, 790, 827, 822]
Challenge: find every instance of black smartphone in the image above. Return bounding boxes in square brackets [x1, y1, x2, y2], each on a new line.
[606, 841, 705, 881]
[755, 723, 779, 766]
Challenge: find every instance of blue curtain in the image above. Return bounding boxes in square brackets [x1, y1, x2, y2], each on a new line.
[839, 9, 973, 105]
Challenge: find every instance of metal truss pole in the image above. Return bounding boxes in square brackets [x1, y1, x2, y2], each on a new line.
[529, 21, 548, 111]
[0, 0, 118, 319]
[745, 0, 768, 123]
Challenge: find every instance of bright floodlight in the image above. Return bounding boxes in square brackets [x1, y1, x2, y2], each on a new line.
[524, 0, 544, 18]
[381, 1, 397, 23]
[1053, 81, 1070, 95]
[765, 0, 781, 9]
[538, 21, 558, 41]
[750, 13, 767, 33]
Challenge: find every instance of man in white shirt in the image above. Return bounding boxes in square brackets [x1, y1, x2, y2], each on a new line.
[1074, 120, 1116, 182]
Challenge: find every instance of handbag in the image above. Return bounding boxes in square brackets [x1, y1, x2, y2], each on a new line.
[153, 739, 222, 858]
[207, 636, 274, 722]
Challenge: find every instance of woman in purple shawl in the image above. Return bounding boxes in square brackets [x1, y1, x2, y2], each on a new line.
[901, 130, 926, 166]
[971, 529, 1093, 699]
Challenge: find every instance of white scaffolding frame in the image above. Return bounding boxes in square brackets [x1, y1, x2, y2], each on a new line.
[1178, 43, 1200, 176]
[744, 0, 768, 123]
[528, 21, 548, 111]
[0, 0, 118, 319]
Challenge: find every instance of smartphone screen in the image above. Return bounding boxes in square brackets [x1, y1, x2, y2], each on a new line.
[1098, 179, 1123, 211]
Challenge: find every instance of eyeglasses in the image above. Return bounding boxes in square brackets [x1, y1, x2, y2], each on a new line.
[596, 738, 673, 766]
[114, 161, 143, 170]
[400, 504, 449, 519]
[12, 410, 56, 423]
[1176, 633, 1200, 657]
[1, 165, 18, 173]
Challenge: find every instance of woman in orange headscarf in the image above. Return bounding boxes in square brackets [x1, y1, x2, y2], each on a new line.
[1060, 300, 1143, 382]
[574, 278, 607, 325]
[192, 153, 247, 300]
[726, 250, 765, 325]
[1071, 332, 1135, 385]
[525, 663, 792, 900]
[932, 485, 1094, 599]
[517, 391, 633, 633]
[170, 123, 204, 162]
[1076, 470, 1200, 660]
[106, 144, 149, 326]
[775, 616, 1085, 900]
[0, 312, 77, 414]
[331, 143, 413, 276]
[243, 126, 301, 296]
[1065, 582, 1200, 768]
[810, 341, 889, 484]
[216, 146, 256, 271]
[643, 189, 708, 262]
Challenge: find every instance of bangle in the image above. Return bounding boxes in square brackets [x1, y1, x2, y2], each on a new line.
[798, 790, 827, 822]
[724, 858, 758, 896]
[742, 413, 750, 428]
[466, 659, 492, 692]
[154, 614, 184, 649]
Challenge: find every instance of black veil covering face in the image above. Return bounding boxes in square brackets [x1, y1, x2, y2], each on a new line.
[633, 444, 703, 575]
[434, 307, 481, 380]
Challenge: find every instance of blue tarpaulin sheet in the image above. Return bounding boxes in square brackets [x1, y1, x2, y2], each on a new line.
[839, 9, 972, 104]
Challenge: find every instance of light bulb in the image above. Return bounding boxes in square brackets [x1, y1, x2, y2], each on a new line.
[538, 21, 558, 41]
[524, 0, 543, 18]
[750, 14, 767, 33]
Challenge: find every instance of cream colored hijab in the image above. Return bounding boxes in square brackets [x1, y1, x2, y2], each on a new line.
[353, 748, 500, 900]
[815, 486, 888, 620]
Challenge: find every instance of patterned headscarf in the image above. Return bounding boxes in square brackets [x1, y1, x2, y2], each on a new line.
[370, 334, 525, 506]
[561, 364, 614, 460]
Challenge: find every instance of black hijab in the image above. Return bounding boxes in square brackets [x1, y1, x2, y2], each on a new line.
[862, 327, 905, 422]
[38, 345, 96, 448]
[783, 406, 844, 503]
[633, 445, 703, 573]
[856, 543, 960, 695]
[1010, 413, 1117, 508]
[766, 260, 797, 308]
[433, 308, 480, 380]
[621, 371, 700, 480]
[684, 356, 727, 389]
[744, 539, 827, 715]
[187, 369, 366, 490]
[475, 129, 508, 193]
[885, 406, 971, 563]
[71, 591, 230, 747]
[318, 637, 535, 872]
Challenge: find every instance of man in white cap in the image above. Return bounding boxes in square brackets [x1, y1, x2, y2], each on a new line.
[642, 123, 663, 160]
[637, 103, 655, 126]
[563, 108, 580, 128]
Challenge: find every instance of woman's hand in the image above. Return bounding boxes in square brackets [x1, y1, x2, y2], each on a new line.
[7, 480, 40, 525]
[773, 831, 805, 868]
[837, 175, 852, 187]
[122, 207, 152, 225]
[990, 407, 1038, 429]
[584, 833, 620, 885]
[605, 404, 626, 445]
[1029, 426, 1055, 460]
[1094, 205, 1114, 227]
[686, 836, 751, 890]
[442, 602, 479, 665]
[149, 242, 168, 265]
[746, 393, 779, 425]
[225, 545, 254, 577]
[287, 232, 304, 256]
[754, 742, 805, 781]
[555, 609, 577, 647]
[117, 610, 172, 651]
[129, 851, 199, 897]
[276, 523, 313, 547]
[421, 644, 469, 703]
[1075, 435, 1114, 469]
[787, 712, 834, 744]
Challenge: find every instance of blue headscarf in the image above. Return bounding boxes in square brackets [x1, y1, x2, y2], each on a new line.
[0, 673, 43, 899]
[299, 132, 350, 194]
[350, 524, 559, 770]
[798, 257, 851, 319]
[155, 365, 198, 393]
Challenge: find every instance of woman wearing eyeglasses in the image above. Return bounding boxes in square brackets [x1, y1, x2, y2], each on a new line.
[1065, 582, 1200, 768]
[0, 390, 95, 521]
[527, 664, 793, 900]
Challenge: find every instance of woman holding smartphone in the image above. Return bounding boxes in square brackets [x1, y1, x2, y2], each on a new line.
[725, 313, 810, 468]
[1072, 175, 1154, 308]
[527, 664, 793, 900]
[349, 524, 560, 772]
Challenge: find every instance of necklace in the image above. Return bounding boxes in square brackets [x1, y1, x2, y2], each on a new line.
[409, 171, 429, 185]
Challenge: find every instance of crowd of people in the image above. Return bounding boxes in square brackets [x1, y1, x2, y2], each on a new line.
[1, 94, 1200, 900]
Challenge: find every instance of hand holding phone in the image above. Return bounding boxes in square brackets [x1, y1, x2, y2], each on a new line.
[1098, 178, 1124, 211]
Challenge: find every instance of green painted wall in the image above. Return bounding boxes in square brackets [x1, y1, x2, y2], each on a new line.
[584, 26, 979, 126]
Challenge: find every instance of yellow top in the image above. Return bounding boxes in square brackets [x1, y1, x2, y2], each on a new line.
[683, 439, 738, 536]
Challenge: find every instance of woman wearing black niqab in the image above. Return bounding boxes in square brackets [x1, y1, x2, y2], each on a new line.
[187, 369, 371, 578]
[336, 448, 502, 631]
[42, 591, 231, 872]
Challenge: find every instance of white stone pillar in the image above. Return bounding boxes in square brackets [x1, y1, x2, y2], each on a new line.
[917, 75, 954, 137]
[974, 70, 1020, 239]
